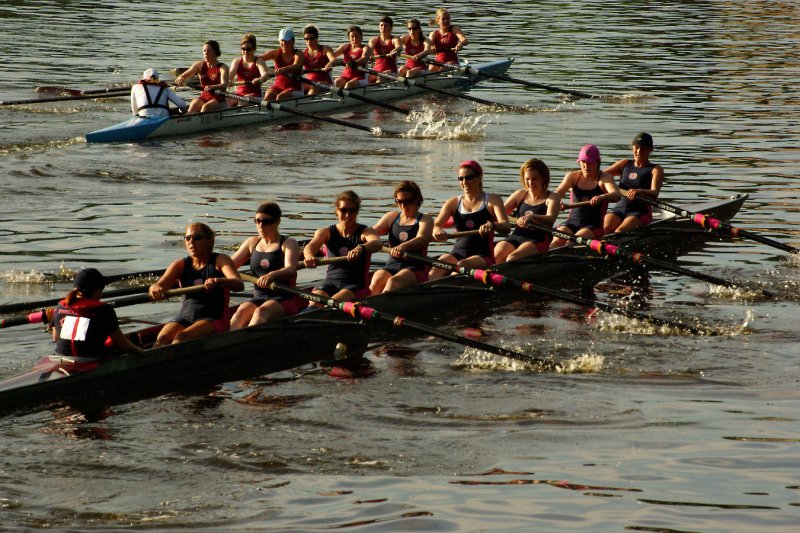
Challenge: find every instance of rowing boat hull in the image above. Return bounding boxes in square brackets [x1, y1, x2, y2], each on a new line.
[85, 59, 514, 143]
[0, 194, 746, 413]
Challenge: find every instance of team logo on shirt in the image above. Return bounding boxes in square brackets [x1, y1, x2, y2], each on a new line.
[465, 219, 475, 229]
[340, 246, 350, 256]
[260, 258, 271, 269]
[524, 209, 534, 217]
[628, 172, 638, 180]
[398, 231, 409, 241]
[193, 278, 204, 286]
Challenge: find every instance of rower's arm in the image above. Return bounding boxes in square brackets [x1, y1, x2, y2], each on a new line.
[432, 197, 458, 241]
[109, 328, 145, 355]
[360, 227, 382, 254]
[213, 254, 244, 292]
[453, 25, 468, 51]
[488, 193, 511, 235]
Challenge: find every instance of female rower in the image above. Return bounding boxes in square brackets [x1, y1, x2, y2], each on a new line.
[370, 180, 434, 294]
[368, 15, 402, 83]
[301, 25, 336, 94]
[149, 223, 244, 346]
[494, 158, 560, 263]
[550, 144, 621, 248]
[429, 160, 511, 280]
[328, 26, 371, 89]
[303, 191, 381, 303]
[260, 28, 305, 101]
[228, 33, 270, 106]
[51, 268, 143, 358]
[398, 19, 432, 78]
[229, 202, 305, 329]
[603, 132, 665, 234]
[130, 68, 187, 117]
[427, 8, 468, 72]
[174, 40, 230, 113]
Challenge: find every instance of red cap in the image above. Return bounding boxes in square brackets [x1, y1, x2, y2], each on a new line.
[459, 160, 483, 177]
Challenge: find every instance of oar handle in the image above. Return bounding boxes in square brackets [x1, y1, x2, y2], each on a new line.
[563, 201, 592, 209]
[438, 230, 481, 240]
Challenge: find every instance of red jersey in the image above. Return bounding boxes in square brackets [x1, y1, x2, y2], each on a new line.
[403, 38, 426, 70]
[303, 48, 333, 85]
[432, 27, 459, 64]
[234, 60, 262, 97]
[372, 37, 397, 73]
[341, 45, 366, 81]
[271, 52, 302, 93]
[200, 62, 225, 102]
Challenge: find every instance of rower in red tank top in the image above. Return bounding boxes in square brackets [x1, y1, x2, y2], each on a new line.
[174, 40, 230, 113]
[229, 33, 270, 104]
[399, 18, 432, 77]
[261, 28, 305, 101]
[329, 26, 371, 89]
[301, 25, 335, 93]
[368, 16, 401, 83]
[427, 8, 468, 72]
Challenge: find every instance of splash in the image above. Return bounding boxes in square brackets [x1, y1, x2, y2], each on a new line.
[707, 283, 770, 301]
[451, 346, 603, 374]
[594, 308, 753, 336]
[400, 108, 490, 140]
[785, 252, 800, 268]
[0, 270, 54, 283]
[0, 137, 85, 156]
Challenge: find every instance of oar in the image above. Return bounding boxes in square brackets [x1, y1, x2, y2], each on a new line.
[0, 286, 151, 316]
[421, 57, 597, 99]
[240, 275, 556, 370]
[0, 89, 131, 106]
[393, 249, 712, 335]
[363, 67, 523, 110]
[296, 75, 410, 115]
[526, 220, 777, 298]
[218, 91, 402, 136]
[35, 85, 132, 96]
[0, 286, 205, 329]
[621, 190, 800, 255]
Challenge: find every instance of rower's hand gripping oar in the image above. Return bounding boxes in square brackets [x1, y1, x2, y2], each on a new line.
[294, 74, 411, 115]
[620, 190, 800, 255]
[217, 91, 403, 136]
[363, 67, 523, 110]
[239, 275, 557, 370]
[420, 57, 597, 100]
[393, 249, 713, 335]
[525, 220, 777, 299]
[0, 286, 207, 330]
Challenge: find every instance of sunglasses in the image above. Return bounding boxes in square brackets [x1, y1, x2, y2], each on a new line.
[457, 174, 477, 181]
[408, 26, 420, 31]
[338, 207, 359, 215]
[184, 234, 206, 242]
[395, 198, 414, 206]
[241, 46, 253, 51]
[304, 36, 317, 41]
[255, 217, 275, 225]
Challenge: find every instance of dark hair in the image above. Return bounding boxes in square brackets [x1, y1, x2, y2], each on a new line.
[205, 40, 221, 56]
[186, 222, 215, 247]
[66, 268, 106, 306]
[347, 25, 363, 37]
[407, 18, 422, 30]
[394, 180, 423, 206]
[379, 16, 394, 27]
[335, 190, 361, 210]
[256, 201, 282, 220]
[303, 25, 319, 38]
[519, 158, 551, 188]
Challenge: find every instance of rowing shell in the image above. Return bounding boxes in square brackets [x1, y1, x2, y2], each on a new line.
[85, 59, 513, 143]
[0, 194, 746, 413]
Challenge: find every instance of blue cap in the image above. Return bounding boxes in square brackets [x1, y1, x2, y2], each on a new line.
[279, 28, 295, 41]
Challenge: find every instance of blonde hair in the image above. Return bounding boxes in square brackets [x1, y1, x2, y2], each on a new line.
[430, 8, 449, 25]
[519, 158, 551, 188]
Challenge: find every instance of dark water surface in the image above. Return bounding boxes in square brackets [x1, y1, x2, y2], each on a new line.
[1, 1, 799, 530]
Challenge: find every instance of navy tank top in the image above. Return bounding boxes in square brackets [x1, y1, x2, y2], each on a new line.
[451, 194, 494, 259]
[323, 224, 369, 288]
[565, 183, 605, 229]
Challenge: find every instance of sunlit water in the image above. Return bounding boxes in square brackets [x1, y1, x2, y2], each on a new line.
[0, 1, 799, 531]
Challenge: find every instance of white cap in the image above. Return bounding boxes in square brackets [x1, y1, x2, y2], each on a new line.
[278, 28, 295, 41]
[142, 68, 159, 80]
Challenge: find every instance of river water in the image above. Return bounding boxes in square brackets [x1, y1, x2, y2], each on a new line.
[1, 0, 799, 531]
